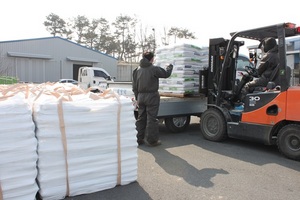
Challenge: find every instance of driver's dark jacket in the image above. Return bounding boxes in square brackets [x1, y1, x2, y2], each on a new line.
[257, 46, 279, 80]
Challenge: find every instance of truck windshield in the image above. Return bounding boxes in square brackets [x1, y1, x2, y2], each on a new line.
[94, 70, 109, 79]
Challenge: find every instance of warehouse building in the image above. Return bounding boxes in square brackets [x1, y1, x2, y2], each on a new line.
[0, 37, 118, 83]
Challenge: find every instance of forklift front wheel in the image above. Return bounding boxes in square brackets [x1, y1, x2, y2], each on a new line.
[200, 108, 227, 142]
[164, 116, 191, 133]
[277, 124, 300, 161]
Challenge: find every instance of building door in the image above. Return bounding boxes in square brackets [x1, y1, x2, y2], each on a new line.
[16, 58, 45, 83]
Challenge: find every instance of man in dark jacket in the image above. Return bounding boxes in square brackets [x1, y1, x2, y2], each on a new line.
[132, 52, 173, 146]
[244, 37, 279, 93]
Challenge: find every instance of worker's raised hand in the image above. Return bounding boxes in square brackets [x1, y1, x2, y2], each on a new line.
[166, 64, 173, 70]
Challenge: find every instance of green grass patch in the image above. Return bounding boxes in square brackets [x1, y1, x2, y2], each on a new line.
[0, 76, 18, 84]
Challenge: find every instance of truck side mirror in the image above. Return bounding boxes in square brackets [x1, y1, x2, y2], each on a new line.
[107, 76, 116, 81]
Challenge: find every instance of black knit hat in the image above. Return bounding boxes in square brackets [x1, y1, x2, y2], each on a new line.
[263, 37, 277, 52]
[143, 52, 154, 61]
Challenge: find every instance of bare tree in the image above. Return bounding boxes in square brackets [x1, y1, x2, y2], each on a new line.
[0, 50, 18, 83]
[161, 27, 170, 46]
[136, 23, 157, 62]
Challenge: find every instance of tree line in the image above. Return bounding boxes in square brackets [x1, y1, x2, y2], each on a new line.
[43, 13, 196, 62]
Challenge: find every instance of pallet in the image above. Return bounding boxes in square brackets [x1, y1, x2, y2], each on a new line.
[159, 92, 195, 98]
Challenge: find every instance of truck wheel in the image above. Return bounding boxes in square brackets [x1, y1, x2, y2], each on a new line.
[200, 108, 227, 141]
[277, 124, 300, 161]
[165, 116, 191, 133]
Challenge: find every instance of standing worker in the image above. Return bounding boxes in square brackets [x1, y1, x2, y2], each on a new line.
[132, 51, 173, 146]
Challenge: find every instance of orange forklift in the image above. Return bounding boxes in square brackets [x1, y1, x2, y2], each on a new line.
[199, 22, 300, 160]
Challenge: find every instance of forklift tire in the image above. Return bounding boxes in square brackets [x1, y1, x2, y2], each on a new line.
[165, 116, 191, 133]
[277, 124, 300, 161]
[200, 108, 227, 142]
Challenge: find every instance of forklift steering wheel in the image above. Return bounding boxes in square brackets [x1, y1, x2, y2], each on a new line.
[245, 65, 258, 77]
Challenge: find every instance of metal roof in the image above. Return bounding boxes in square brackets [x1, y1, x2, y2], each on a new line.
[0, 36, 117, 60]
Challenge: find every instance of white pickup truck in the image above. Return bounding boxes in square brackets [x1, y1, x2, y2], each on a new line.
[77, 66, 207, 132]
[78, 66, 114, 90]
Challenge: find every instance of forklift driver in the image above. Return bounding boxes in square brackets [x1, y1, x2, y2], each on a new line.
[242, 37, 279, 96]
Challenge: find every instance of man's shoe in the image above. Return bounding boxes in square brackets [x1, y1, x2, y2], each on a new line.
[146, 140, 161, 147]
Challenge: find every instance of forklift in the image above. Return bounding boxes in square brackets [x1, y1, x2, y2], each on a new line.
[199, 22, 300, 161]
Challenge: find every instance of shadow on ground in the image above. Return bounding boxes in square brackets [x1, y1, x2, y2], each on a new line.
[157, 122, 300, 171]
[63, 181, 151, 200]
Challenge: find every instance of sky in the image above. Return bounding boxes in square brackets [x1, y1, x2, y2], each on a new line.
[1, 0, 300, 53]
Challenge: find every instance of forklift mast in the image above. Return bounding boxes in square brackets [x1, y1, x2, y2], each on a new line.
[199, 38, 244, 105]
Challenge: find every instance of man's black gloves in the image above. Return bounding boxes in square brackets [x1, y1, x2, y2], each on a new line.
[166, 64, 173, 70]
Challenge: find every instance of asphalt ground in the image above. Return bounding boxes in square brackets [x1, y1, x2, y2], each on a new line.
[64, 117, 300, 200]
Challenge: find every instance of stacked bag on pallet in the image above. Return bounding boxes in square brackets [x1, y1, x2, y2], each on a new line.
[0, 83, 137, 200]
[34, 84, 137, 200]
[0, 88, 38, 200]
[154, 44, 208, 96]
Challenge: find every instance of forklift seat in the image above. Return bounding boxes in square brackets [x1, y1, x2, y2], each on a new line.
[269, 65, 291, 87]
[254, 65, 292, 92]
[269, 64, 280, 84]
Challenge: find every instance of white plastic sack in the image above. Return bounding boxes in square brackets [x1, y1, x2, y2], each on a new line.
[0, 92, 38, 200]
[155, 44, 208, 96]
[33, 87, 137, 200]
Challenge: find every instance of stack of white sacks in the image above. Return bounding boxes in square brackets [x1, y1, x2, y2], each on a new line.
[155, 44, 208, 96]
[0, 83, 137, 200]
[0, 90, 38, 200]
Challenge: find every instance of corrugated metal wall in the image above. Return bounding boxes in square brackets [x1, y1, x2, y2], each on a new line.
[15, 58, 46, 83]
[117, 62, 139, 82]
